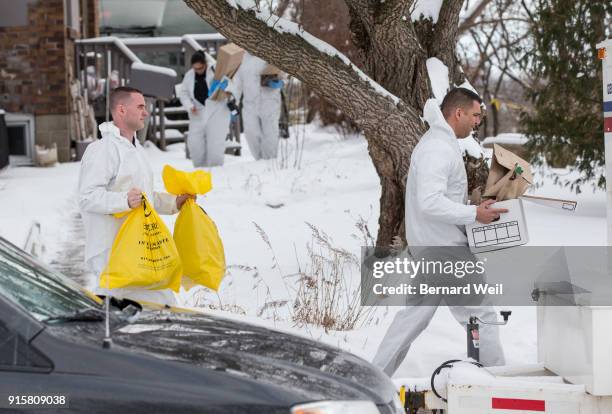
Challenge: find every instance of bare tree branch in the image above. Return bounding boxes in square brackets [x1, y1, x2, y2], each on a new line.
[461, 17, 529, 30]
[432, 0, 465, 83]
[458, 0, 494, 33]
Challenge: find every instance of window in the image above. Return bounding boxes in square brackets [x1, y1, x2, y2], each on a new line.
[4, 113, 34, 166]
[0, 238, 102, 322]
[0, 321, 52, 371]
[7, 126, 26, 156]
[0, 0, 30, 27]
[64, 0, 80, 31]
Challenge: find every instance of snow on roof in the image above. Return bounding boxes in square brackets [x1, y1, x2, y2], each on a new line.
[426, 57, 450, 103]
[411, 0, 444, 23]
[131, 62, 177, 78]
[225, 0, 400, 105]
[482, 133, 528, 146]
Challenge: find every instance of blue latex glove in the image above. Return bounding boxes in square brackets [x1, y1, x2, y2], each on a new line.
[208, 78, 229, 97]
[266, 79, 284, 89]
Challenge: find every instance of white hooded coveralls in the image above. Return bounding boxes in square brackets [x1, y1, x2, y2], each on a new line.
[371, 99, 505, 376]
[178, 53, 231, 167]
[232, 52, 281, 160]
[78, 121, 178, 305]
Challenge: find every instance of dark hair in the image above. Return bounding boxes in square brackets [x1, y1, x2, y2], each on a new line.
[440, 87, 482, 119]
[109, 86, 143, 112]
[191, 51, 206, 65]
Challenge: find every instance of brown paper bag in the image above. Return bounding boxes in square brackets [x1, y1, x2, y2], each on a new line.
[484, 144, 533, 201]
[261, 64, 281, 76]
[211, 43, 245, 101]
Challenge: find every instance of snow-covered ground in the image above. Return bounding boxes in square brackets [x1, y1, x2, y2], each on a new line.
[0, 124, 605, 380]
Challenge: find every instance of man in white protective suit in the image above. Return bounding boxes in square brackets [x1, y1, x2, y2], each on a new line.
[78, 86, 193, 306]
[371, 88, 508, 377]
[178, 50, 232, 167]
[232, 51, 283, 160]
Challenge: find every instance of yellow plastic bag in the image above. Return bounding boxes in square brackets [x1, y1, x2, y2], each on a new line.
[162, 165, 226, 291]
[100, 194, 182, 292]
[174, 198, 226, 291]
[162, 164, 212, 195]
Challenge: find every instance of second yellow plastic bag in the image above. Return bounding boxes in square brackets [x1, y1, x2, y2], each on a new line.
[100, 194, 182, 292]
[162, 165, 226, 291]
[174, 198, 226, 291]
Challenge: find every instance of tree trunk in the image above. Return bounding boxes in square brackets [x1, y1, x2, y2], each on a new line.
[184, 0, 465, 246]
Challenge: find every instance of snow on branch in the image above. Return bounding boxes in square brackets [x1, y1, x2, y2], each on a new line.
[225, 0, 400, 105]
[410, 0, 444, 23]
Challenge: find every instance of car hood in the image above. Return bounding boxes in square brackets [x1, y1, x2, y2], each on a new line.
[104, 310, 395, 404]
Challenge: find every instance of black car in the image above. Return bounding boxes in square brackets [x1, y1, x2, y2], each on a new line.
[0, 237, 403, 413]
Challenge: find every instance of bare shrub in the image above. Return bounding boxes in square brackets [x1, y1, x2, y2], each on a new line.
[188, 286, 247, 315]
[291, 223, 375, 332]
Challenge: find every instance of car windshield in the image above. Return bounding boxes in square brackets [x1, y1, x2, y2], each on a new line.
[0, 237, 102, 321]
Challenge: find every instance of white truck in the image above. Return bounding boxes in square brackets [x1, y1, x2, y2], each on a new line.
[395, 38, 612, 414]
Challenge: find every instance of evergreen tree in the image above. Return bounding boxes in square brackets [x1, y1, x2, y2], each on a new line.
[520, 0, 612, 192]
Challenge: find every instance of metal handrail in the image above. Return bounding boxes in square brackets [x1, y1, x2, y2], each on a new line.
[74, 36, 180, 147]
[76, 36, 177, 78]
[77, 36, 141, 63]
[73, 34, 229, 149]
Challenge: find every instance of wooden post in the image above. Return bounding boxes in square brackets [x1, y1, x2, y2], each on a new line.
[105, 47, 111, 122]
[158, 100, 166, 150]
[150, 100, 157, 143]
[75, 42, 82, 92]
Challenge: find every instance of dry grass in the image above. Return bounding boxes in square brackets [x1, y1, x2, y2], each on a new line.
[290, 223, 376, 332]
[188, 286, 247, 315]
[250, 219, 378, 332]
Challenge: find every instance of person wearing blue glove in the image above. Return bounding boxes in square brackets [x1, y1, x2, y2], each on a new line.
[231, 52, 283, 160]
[177, 51, 231, 167]
[266, 79, 284, 89]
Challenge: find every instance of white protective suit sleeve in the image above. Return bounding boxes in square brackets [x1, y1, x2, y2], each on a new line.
[178, 73, 195, 111]
[78, 145, 129, 215]
[416, 149, 477, 225]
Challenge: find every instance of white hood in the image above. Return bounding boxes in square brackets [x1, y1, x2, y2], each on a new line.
[99, 121, 123, 139]
[422, 98, 456, 137]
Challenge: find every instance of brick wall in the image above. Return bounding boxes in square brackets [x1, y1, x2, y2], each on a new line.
[0, 0, 99, 162]
[0, 0, 70, 115]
